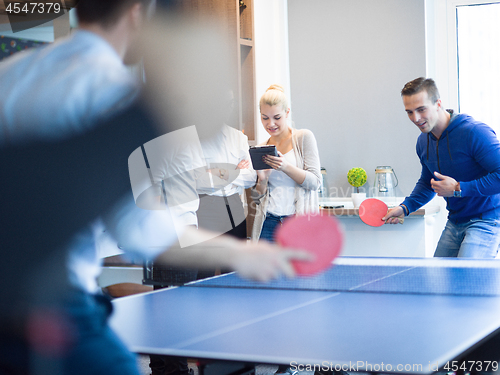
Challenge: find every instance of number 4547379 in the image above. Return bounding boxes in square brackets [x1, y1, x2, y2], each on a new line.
[444, 361, 498, 372]
[5, 2, 61, 14]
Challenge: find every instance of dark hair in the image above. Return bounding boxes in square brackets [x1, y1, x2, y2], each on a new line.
[401, 77, 440, 104]
[76, 0, 154, 28]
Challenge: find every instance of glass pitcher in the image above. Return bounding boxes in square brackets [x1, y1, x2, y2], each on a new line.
[373, 166, 398, 205]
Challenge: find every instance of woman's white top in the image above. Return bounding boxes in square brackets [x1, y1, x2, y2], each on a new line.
[251, 128, 321, 241]
[267, 150, 297, 216]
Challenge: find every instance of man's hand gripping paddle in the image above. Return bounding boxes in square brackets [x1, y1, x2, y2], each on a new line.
[276, 215, 344, 276]
[359, 198, 404, 227]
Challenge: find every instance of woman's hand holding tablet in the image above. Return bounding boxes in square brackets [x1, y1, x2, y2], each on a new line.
[249, 145, 278, 170]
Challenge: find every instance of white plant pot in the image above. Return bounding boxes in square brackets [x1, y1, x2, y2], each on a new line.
[352, 192, 366, 208]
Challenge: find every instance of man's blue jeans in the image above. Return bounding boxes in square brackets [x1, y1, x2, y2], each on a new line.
[0, 290, 140, 375]
[434, 218, 500, 258]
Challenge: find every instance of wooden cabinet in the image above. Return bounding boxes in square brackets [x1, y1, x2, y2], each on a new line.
[180, 0, 256, 142]
[238, 0, 256, 142]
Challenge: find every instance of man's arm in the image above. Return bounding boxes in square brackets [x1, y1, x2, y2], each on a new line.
[154, 227, 313, 282]
[228, 134, 257, 189]
[429, 124, 500, 197]
[430, 172, 459, 197]
[460, 124, 500, 197]
[383, 159, 436, 224]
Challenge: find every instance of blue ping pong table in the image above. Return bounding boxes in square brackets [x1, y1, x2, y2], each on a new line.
[109, 257, 500, 374]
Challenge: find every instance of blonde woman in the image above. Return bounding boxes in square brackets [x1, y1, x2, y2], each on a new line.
[252, 84, 321, 245]
[251, 84, 321, 375]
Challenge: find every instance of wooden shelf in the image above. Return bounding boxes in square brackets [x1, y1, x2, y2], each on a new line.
[239, 38, 253, 47]
[237, 0, 255, 141]
[239, 0, 253, 40]
[181, 0, 256, 141]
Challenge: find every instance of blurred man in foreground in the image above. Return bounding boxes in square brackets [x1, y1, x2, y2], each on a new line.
[0, 6, 311, 375]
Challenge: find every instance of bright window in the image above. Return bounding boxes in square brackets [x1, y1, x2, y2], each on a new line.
[456, 2, 500, 134]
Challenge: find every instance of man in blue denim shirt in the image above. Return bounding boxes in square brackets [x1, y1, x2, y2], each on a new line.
[384, 77, 500, 258]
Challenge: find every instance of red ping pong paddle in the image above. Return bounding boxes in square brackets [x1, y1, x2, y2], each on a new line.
[359, 198, 404, 227]
[275, 215, 344, 276]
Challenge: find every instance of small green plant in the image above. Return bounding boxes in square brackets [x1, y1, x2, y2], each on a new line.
[347, 167, 367, 193]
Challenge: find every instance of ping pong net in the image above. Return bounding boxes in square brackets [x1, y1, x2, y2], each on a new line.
[184, 257, 500, 297]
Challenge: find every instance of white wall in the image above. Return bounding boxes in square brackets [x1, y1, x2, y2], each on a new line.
[425, 0, 455, 107]
[426, 0, 500, 113]
[253, 0, 291, 143]
[287, 0, 426, 197]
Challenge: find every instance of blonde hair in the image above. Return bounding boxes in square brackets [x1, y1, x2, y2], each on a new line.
[259, 84, 288, 112]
